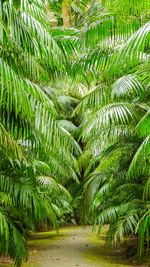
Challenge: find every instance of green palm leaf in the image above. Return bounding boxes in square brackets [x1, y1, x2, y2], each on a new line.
[80, 103, 136, 141]
[128, 135, 150, 178]
[112, 75, 147, 100]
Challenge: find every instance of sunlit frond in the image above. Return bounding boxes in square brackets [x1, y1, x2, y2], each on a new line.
[112, 75, 147, 100]
[80, 103, 136, 141]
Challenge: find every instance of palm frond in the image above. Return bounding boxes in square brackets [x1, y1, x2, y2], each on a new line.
[0, 123, 23, 159]
[57, 120, 77, 133]
[136, 110, 150, 137]
[73, 84, 110, 115]
[80, 103, 136, 141]
[101, 0, 150, 17]
[112, 75, 147, 100]
[114, 21, 150, 70]
[128, 135, 150, 178]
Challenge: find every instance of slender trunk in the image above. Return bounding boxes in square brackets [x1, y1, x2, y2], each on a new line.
[62, 0, 71, 28]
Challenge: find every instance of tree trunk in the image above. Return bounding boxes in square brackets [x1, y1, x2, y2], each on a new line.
[62, 0, 71, 28]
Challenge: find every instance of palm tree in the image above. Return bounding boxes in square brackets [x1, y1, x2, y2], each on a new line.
[74, 0, 150, 259]
[0, 0, 80, 265]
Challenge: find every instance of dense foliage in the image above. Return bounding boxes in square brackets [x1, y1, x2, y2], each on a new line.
[0, 0, 150, 265]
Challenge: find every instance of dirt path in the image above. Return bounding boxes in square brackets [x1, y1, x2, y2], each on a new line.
[22, 226, 139, 267]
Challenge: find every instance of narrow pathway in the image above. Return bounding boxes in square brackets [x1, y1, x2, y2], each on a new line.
[23, 227, 137, 267]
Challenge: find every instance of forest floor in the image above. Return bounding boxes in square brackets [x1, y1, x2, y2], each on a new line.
[23, 226, 146, 267]
[0, 226, 148, 267]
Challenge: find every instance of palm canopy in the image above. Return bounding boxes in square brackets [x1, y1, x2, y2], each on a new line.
[75, 2, 150, 259]
[0, 0, 81, 265]
[0, 0, 150, 265]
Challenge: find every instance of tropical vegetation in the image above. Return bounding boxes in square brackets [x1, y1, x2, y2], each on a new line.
[0, 0, 150, 266]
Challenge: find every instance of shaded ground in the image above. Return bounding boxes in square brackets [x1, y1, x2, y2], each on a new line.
[0, 226, 147, 267]
[23, 226, 141, 267]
